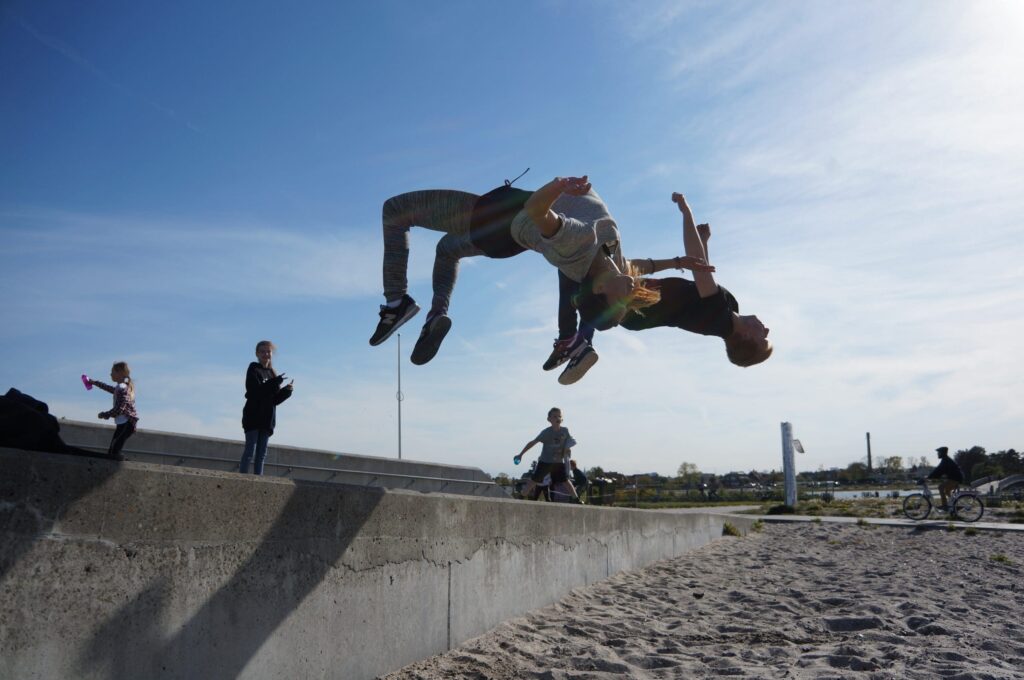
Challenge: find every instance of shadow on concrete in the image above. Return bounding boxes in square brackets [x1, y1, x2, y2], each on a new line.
[0, 449, 119, 583]
[76, 478, 385, 679]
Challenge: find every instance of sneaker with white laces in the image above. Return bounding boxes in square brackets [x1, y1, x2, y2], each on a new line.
[542, 335, 577, 371]
[558, 342, 598, 385]
[369, 295, 420, 346]
[410, 314, 452, 365]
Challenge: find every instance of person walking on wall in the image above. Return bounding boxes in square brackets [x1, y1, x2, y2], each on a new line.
[239, 340, 293, 475]
[87, 361, 139, 461]
[514, 407, 578, 501]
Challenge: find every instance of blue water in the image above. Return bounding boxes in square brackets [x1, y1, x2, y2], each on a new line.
[807, 489, 919, 500]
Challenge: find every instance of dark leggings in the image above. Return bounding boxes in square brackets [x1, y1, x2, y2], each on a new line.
[108, 421, 135, 460]
[557, 270, 595, 343]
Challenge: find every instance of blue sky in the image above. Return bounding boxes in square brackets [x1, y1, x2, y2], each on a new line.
[2, 0, 1022, 477]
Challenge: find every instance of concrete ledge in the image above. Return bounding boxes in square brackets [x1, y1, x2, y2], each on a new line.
[1, 448, 755, 680]
[58, 419, 506, 498]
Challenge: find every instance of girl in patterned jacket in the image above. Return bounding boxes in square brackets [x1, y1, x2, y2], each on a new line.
[87, 361, 139, 460]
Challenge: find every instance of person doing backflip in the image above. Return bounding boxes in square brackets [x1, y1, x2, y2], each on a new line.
[543, 192, 772, 383]
[514, 407, 578, 501]
[928, 446, 965, 511]
[368, 176, 713, 366]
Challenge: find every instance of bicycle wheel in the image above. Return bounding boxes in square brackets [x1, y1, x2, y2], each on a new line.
[903, 493, 931, 520]
[953, 494, 984, 522]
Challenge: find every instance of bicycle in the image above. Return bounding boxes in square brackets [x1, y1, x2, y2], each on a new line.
[902, 478, 984, 522]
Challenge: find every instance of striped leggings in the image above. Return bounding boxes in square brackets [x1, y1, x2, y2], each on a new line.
[381, 190, 483, 316]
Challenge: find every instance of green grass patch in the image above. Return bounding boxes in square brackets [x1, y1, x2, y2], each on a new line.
[964, 527, 978, 536]
[722, 522, 742, 537]
[990, 553, 1012, 564]
[766, 504, 795, 515]
[751, 520, 764, 533]
[856, 517, 874, 529]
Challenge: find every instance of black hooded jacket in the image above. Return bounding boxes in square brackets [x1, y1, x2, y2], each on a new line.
[241, 363, 291, 434]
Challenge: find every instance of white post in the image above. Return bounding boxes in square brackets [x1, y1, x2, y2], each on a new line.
[397, 334, 403, 460]
[781, 422, 797, 507]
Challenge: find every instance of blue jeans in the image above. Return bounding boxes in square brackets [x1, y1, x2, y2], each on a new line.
[239, 430, 271, 475]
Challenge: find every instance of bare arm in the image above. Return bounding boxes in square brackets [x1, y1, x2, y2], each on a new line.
[514, 439, 539, 463]
[524, 176, 592, 238]
[697, 222, 711, 260]
[628, 255, 715, 276]
[672, 193, 719, 298]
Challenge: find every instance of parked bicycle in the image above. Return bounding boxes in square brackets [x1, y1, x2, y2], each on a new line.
[902, 478, 984, 522]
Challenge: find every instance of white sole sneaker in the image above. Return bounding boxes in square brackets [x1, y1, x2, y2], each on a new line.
[558, 347, 598, 385]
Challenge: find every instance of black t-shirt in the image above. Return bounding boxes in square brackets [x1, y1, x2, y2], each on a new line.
[619, 278, 737, 338]
[469, 186, 532, 259]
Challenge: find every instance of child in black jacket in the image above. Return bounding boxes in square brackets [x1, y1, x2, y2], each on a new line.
[239, 340, 293, 475]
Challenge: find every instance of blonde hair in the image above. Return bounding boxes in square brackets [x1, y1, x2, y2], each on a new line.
[255, 340, 277, 376]
[624, 265, 661, 313]
[111, 361, 135, 399]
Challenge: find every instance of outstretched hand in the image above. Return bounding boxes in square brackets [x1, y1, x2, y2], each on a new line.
[557, 176, 591, 196]
[675, 255, 715, 273]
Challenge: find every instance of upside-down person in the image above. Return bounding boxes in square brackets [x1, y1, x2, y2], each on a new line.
[544, 192, 772, 384]
[368, 175, 713, 366]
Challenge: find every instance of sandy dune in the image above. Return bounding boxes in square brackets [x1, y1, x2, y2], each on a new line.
[384, 523, 1024, 679]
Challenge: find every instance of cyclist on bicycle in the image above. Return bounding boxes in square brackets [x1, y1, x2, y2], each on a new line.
[927, 446, 965, 511]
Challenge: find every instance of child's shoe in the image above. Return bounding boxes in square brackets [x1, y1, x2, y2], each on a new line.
[558, 341, 598, 385]
[542, 335, 577, 371]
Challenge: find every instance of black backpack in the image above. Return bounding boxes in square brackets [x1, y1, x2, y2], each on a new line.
[469, 170, 533, 259]
[0, 388, 95, 457]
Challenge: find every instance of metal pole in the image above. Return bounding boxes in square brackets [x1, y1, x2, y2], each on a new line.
[397, 334, 403, 460]
[866, 432, 872, 471]
[781, 422, 797, 507]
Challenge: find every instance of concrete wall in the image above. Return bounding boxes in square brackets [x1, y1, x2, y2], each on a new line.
[1, 447, 755, 680]
[59, 419, 506, 498]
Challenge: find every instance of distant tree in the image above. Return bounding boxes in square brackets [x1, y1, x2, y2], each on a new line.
[586, 466, 606, 479]
[955, 446, 987, 482]
[970, 460, 1003, 482]
[882, 456, 904, 474]
[990, 449, 1022, 476]
[493, 472, 512, 486]
[842, 462, 868, 482]
[677, 462, 700, 487]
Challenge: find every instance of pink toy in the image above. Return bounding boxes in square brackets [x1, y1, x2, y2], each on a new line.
[81, 374, 93, 390]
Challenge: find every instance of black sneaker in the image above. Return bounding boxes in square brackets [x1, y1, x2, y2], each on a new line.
[558, 342, 598, 385]
[410, 314, 452, 365]
[542, 335, 577, 371]
[369, 295, 420, 346]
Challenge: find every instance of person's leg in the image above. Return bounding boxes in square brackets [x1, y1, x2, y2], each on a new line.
[252, 431, 271, 476]
[550, 464, 577, 501]
[381, 190, 479, 305]
[107, 422, 133, 461]
[373, 190, 479, 346]
[410, 219, 484, 364]
[939, 480, 956, 508]
[544, 272, 581, 371]
[239, 430, 259, 473]
[557, 271, 580, 340]
[522, 462, 552, 501]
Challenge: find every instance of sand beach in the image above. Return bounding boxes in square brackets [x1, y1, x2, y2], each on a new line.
[385, 522, 1024, 679]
